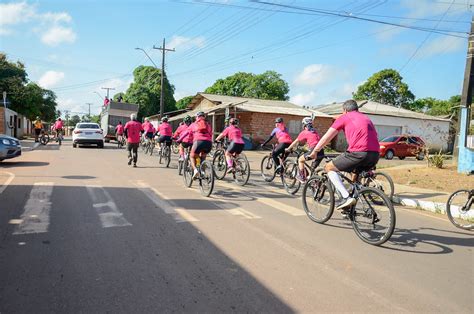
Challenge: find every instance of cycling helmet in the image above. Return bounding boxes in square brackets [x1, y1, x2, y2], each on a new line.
[161, 116, 168, 122]
[130, 113, 137, 121]
[275, 117, 283, 123]
[196, 111, 205, 117]
[57, 117, 62, 121]
[229, 117, 239, 125]
[302, 117, 313, 126]
[144, 117, 149, 122]
[183, 115, 191, 123]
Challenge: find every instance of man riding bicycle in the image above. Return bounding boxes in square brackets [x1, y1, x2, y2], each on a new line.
[52, 118, 64, 142]
[215, 117, 244, 174]
[261, 117, 293, 172]
[174, 116, 193, 161]
[33, 116, 43, 142]
[157, 116, 173, 152]
[142, 118, 155, 143]
[285, 117, 325, 183]
[115, 121, 124, 142]
[307, 99, 380, 210]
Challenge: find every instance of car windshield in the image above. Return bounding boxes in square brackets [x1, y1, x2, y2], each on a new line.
[77, 124, 100, 129]
[381, 136, 399, 142]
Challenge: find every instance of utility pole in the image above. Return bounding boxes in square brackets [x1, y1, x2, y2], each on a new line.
[153, 38, 175, 118]
[86, 103, 92, 121]
[64, 110, 70, 136]
[101, 87, 115, 100]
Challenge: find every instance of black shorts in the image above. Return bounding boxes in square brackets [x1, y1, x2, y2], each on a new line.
[192, 140, 212, 155]
[35, 129, 41, 135]
[333, 151, 379, 173]
[181, 142, 192, 149]
[158, 135, 172, 145]
[145, 132, 154, 139]
[304, 149, 325, 167]
[227, 141, 244, 154]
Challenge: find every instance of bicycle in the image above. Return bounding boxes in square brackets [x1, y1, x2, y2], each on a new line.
[260, 144, 304, 190]
[183, 154, 214, 197]
[212, 141, 250, 186]
[117, 134, 126, 148]
[171, 140, 180, 155]
[53, 129, 63, 145]
[144, 137, 156, 156]
[158, 141, 172, 167]
[39, 130, 50, 145]
[301, 164, 396, 246]
[446, 189, 473, 230]
[177, 145, 191, 176]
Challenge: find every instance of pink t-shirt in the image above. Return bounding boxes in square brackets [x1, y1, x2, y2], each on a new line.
[174, 123, 187, 138]
[221, 125, 244, 144]
[271, 123, 292, 144]
[142, 122, 155, 133]
[331, 111, 380, 152]
[297, 129, 320, 148]
[191, 118, 212, 142]
[158, 122, 172, 137]
[115, 124, 124, 135]
[54, 121, 64, 130]
[125, 121, 143, 144]
[177, 125, 193, 143]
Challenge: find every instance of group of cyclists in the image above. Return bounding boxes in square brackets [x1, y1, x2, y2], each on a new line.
[116, 99, 380, 212]
[33, 116, 65, 144]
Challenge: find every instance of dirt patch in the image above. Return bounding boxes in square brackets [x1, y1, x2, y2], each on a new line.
[383, 165, 474, 193]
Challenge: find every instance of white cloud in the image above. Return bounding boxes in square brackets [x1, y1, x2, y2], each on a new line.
[40, 12, 72, 24]
[38, 71, 65, 88]
[417, 36, 465, 58]
[41, 26, 76, 46]
[168, 35, 205, 51]
[294, 64, 334, 87]
[0, 1, 35, 26]
[290, 91, 317, 107]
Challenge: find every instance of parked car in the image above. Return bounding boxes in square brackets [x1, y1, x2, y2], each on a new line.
[0, 134, 21, 162]
[72, 123, 104, 148]
[379, 135, 425, 160]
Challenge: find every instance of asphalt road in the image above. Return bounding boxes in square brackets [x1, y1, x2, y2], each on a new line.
[0, 141, 472, 313]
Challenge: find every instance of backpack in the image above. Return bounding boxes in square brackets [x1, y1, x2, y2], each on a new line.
[196, 119, 208, 133]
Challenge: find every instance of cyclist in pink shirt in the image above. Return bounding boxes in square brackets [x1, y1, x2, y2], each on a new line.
[142, 118, 155, 141]
[174, 116, 192, 161]
[115, 121, 124, 135]
[52, 118, 64, 143]
[261, 117, 293, 172]
[157, 116, 173, 152]
[124, 114, 144, 167]
[286, 117, 324, 182]
[215, 117, 245, 172]
[308, 99, 380, 210]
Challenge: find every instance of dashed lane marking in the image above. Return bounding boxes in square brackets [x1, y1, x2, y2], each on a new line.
[86, 185, 132, 228]
[13, 182, 54, 235]
[0, 171, 15, 195]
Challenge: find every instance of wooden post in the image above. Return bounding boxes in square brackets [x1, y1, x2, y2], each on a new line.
[211, 113, 216, 141]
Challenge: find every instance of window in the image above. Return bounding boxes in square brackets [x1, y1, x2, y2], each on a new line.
[399, 137, 407, 142]
[381, 136, 399, 142]
[77, 123, 100, 129]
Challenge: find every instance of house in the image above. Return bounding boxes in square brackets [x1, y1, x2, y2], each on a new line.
[152, 93, 334, 148]
[0, 107, 32, 138]
[316, 100, 452, 152]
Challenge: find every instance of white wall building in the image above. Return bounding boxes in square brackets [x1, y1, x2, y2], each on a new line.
[317, 101, 452, 152]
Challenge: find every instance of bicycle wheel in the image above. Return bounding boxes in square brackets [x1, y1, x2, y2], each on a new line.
[213, 150, 227, 180]
[350, 187, 396, 246]
[172, 142, 179, 155]
[158, 149, 163, 164]
[165, 146, 171, 168]
[40, 134, 49, 145]
[282, 160, 301, 195]
[260, 155, 276, 182]
[446, 190, 473, 230]
[199, 160, 214, 197]
[183, 157, 193, 187]
[234, 155, 250, 186]
[178, 159, 183, 176]
[364, 172, 394, 201]
[301, 175, 334, 223]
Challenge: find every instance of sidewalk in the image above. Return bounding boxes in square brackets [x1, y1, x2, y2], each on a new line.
[392, 184, 451, 214]
[20, 138, 40, 151]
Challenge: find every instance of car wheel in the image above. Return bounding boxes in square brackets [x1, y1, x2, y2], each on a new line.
[98, 142, 104, 148]
[398, 156, 405, 160]
[73, 143, 77, 148]
[416, 152, 425, 160]
[385, 150, 394, 160]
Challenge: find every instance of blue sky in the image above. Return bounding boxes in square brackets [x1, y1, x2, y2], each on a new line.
[0, 0, 472, 116]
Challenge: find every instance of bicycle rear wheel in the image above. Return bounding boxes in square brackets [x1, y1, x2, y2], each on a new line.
[350, 187, 396, 246]
[282, 160, 300, 195]
[364, 172, 394, 201]
[199, 160, 214, 197]
[213, 150, 227, 180]
[446, 190, 473, 230]
[172, 142, 179, 154]
[40, 134, 49, 145]
[301, 175, 334, 223]
[183, 158, 193, 187]
[260, 155, 276, 182]
[165, 146, 171, 167]
[234, 155, 250, 186]
[178, 159, 183, 176]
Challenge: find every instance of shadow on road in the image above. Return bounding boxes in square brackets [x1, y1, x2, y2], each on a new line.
[0, 161, 50, 168]
[62, 175, 96, 180]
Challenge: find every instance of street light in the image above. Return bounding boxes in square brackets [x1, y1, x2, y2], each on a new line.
[93, 91, 104, 101]
[135, 47, 159, 68]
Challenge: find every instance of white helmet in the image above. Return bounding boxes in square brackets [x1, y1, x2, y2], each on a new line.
[130, 113, 137, 121]
[302, 117, 313, 126]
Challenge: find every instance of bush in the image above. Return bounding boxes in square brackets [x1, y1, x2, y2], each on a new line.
[428, 150, 446, 169]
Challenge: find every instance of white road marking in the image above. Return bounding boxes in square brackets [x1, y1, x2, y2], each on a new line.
[86, 185, 132, 228]
[0, 171, 15, 194]
[131, 180, 199, 223]
[13, 182, 54, 235]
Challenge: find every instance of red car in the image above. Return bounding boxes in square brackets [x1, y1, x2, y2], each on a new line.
[379, 135, 426, 160]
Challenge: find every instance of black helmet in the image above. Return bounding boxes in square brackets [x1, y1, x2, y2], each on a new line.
[183, 115, 191, 124]
[275, 117, 283, 123]
[229, 117, 239, 125]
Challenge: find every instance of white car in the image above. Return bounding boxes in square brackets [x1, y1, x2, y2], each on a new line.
[72, 123, 104, 148]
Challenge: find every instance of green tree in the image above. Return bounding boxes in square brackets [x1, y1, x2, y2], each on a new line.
[353, 69, 415, 108]
[204, 70, 289, 100]
[123, 66, 176, 118]
[69, 115, 81, 126]
[176, 95, 194, 110]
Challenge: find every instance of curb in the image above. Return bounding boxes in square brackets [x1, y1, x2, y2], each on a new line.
[20, 142, 40, 152]
[392, 196, 447, 215]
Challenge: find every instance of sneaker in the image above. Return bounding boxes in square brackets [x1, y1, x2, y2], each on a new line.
[128, 158, 132, 165]
[192, 169, 200, 180]
[335, 197, 356, 211]
[295, 173, 306, 183]
[178, 156, 184, 161]
[133, 164, 137, 168]
[275, 165, 283, 174]
[227, 167, 235, 174]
